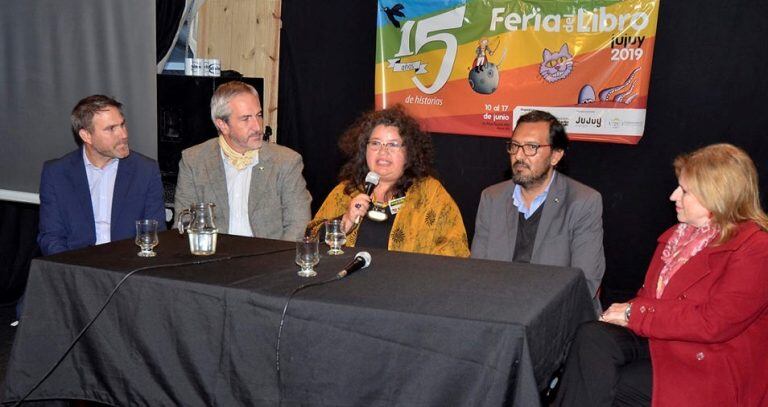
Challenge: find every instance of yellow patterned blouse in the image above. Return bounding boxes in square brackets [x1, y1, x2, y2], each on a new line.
[312, 177, 470, 258]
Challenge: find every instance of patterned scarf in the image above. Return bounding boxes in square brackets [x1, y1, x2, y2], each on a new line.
[218, 136, 258, 170]
[656, 222, 719, 298]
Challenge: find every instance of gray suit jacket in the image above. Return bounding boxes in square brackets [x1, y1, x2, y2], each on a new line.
[174, 138, 311, 241]
[471, 171, 605, 315]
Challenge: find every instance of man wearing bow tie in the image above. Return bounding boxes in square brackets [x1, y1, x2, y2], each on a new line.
[173, 81, 311, 240]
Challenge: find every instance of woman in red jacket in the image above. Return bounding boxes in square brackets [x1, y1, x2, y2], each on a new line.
[555, 143, 768, 406]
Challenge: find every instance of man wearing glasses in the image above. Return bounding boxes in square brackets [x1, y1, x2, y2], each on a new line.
[471, 110, 605, 315]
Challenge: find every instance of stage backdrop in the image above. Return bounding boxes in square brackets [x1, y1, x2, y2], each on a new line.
[0, 0, 157, 203]
[376, 0, 660, 144]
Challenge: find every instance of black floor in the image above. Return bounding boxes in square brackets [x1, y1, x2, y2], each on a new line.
[0, 303, 18, 387]
[0, 303, 111, 406]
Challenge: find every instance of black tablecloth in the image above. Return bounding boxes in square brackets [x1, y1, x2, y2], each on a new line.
[2, 231, 594, 406]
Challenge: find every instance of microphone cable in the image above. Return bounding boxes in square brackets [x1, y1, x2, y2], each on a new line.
[275, 274, 342, 406]
[12, 248, 292, 407]
[275, 252, 372, 405]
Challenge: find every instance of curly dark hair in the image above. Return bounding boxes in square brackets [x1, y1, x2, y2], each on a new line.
[338, 105, 436, 196]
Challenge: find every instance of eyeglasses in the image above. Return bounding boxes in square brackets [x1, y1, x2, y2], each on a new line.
[367, 140, 404, 152]
[505, 141, 552, 156]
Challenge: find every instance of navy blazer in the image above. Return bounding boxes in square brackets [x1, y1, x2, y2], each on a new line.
[37, 148, 166, 256]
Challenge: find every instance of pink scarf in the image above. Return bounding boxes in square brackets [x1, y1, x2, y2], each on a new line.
[656, 222, 719, 298]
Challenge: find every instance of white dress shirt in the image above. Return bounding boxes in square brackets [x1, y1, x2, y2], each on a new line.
[83, 149, 119, 245]
[221, 149, 259, 236]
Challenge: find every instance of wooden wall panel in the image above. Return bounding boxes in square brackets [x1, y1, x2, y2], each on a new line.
[197, 0, 282, 139]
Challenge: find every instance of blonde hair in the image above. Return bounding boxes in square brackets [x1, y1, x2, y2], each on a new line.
[674, 143, 768, 243]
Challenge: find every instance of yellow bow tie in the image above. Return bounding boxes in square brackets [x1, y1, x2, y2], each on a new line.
[218, 136, 258, 170]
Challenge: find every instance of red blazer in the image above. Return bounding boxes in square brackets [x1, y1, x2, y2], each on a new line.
[628, 221, 768, 406]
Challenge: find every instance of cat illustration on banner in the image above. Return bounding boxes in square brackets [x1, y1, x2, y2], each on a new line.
[539, 43, 573, 83]
[578, 67, 642, 104]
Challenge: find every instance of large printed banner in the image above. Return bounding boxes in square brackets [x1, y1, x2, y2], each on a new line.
[375, 1, 660, 144]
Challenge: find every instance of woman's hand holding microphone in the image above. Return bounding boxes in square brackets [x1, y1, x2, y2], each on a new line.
[341, 194, 372, 234]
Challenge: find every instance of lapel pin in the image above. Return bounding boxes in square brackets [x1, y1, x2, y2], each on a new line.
[554, 198, 560, 203]
[258, 166, 264, 171]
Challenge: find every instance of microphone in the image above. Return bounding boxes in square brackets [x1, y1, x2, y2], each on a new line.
[337, 251, 372, 278]
[354, 172, 380, 225]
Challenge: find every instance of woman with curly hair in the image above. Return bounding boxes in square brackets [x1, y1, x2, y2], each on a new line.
[311, 105, 469, 257]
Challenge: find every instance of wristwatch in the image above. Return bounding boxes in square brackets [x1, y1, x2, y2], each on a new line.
[624, 303, 633, 322]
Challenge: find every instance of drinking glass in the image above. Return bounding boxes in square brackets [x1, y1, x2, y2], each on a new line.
[295, 236, 319, 277]
[135, 219, 159, 257]
[324, 219, 346, 255]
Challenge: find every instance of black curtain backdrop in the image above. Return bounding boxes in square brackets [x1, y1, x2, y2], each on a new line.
[278, 0, 768, 306]
[156, 0, 187, 63]
[0, 203, 40, 304]
[3, 0, 767, 307]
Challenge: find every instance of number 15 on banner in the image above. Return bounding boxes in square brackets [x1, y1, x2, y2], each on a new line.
[393, 6, 466, 95]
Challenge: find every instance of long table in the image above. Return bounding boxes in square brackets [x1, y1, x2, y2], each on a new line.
[2, 231, 594, 406]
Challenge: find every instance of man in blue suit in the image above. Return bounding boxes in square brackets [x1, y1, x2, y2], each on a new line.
[14, 95, 166, 323]
[37, 95, 166, 256]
